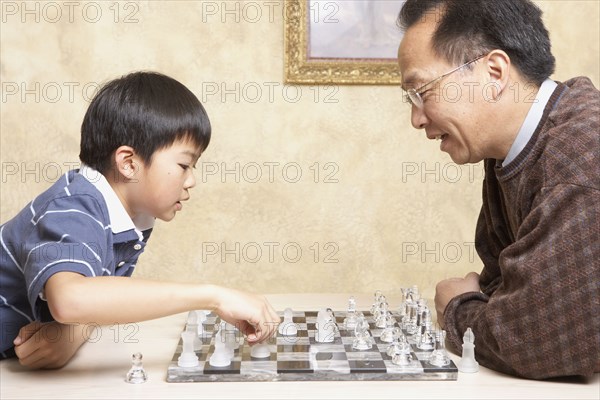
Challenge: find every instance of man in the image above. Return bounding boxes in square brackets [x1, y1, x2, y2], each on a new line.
[397, 0, 599, 379]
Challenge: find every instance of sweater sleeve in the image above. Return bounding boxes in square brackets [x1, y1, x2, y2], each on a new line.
[444, 183, 600, 379]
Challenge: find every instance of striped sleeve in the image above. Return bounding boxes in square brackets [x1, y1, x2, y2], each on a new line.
[23, 194, 109, 321]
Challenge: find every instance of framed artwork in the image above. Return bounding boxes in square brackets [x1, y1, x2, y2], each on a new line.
[284, 0, 405, 85]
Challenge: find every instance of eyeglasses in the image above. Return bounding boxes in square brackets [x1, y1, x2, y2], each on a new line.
[403, 54, 486, 109]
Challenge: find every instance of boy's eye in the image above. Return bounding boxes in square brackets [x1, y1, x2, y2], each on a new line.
[179, 164, 190, 170]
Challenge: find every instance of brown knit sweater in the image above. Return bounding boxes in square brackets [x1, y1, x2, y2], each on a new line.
[443, 77, 600, 379]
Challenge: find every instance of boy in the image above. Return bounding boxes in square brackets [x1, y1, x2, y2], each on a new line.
[0, 71, 280, 369]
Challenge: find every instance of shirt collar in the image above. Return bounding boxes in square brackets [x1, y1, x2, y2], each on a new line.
[503, 78, 558, 166]
[79, 165, 154, 240]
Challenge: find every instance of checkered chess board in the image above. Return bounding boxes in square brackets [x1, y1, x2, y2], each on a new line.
[166, 310, 458, 382]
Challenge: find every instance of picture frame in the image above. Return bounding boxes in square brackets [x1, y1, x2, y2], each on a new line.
[284, 0, 404, 85]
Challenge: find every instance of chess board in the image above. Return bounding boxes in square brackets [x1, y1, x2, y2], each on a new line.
[167, 310, 458, 382]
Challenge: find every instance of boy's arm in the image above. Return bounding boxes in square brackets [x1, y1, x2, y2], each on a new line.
[13, 321, 90, 369]
[44, 271, 279, 343]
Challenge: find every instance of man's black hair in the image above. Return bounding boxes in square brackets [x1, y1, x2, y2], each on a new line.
[80, 71, 211, 173]
[398, 0, 556, 85]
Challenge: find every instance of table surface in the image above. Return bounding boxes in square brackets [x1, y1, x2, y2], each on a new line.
[1, 293, 598, 399]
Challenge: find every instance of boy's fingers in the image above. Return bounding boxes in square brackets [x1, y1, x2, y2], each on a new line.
[14, 321, 43, 346]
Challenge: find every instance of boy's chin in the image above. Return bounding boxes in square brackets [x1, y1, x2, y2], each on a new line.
[156, 212, 177, 222]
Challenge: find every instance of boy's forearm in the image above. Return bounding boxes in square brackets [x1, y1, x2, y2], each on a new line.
[45, 272, 220, 325]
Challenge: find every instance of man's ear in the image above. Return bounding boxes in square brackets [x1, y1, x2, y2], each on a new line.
[484, 49, 511, 100]
[113, 146, 140, 181]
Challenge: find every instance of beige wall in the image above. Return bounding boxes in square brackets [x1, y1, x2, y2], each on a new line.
[1, 1, 598, 300]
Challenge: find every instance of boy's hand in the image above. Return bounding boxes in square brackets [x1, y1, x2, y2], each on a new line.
[213, 288, 280, 344]
[13, 321, 89, 369]
[434, 272, 480, 329]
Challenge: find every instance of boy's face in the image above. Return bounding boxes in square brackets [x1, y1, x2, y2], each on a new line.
[129, 138, 201, 221]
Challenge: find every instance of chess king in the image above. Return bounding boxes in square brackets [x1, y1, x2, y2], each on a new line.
[0, 72, 280, 368]
[396, 0, 599, 379]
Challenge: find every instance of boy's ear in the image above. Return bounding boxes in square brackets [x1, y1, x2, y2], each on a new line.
[113, 146, 140, 181]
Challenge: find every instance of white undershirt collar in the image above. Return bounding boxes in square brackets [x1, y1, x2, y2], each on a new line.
[79, 165, 154, 239]
[502, 79, 558, 166]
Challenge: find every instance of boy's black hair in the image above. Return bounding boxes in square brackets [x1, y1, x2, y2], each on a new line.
[80, 71, 211, 174]
[397, 0, 555, 85]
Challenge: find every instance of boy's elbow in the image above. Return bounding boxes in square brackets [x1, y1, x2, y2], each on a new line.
[45, 272, 87, 323]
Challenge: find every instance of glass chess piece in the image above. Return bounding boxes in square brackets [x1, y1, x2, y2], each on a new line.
[429, 330, 451, 367]
[404, 301, 418, 335]
[125, 352, 148, 384]
[386, 328, 407, 356]
[352, 315, 373, 350]
[343, 296, 359, 330]
[458, 327, 479, 373]
[370, 290, 383, 315]
[392, 351, 413, 366]
[178, 330, 200, 368]
[278, 307, 298, 336]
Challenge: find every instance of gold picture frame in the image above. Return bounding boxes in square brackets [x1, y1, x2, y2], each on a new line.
[284, 0, 403, 85]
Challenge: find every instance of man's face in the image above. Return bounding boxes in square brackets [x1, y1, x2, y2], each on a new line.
[398, 17, 490, 165]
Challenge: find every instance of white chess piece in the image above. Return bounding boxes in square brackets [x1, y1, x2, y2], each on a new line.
[209, 323, 232, 367]
[250, 343, 271, 358]
[185, 311, 202, 351]
[315, 309, 335, 343]
[178, 331, 200, 368]
[278, 308, 298, 336]
[125, 352, 148, 383]
[195, 310, 207, 335]
[458, 327, 479, 373]
[343, 296, 358, 330]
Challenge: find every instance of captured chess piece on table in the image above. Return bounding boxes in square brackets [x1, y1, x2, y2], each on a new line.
[126, 352, 148, 384]
[458, 327, 479, 373]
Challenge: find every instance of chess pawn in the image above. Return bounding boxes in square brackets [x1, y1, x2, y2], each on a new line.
[386, 328, 407, 356]
[125, 352, 148, 384]
[250, 343, 271, 359]
[392, 351, 413, 366]
[458, 327, 479, 373]
[178, 331, 200, 368]
[429, 330, 451, 367]
[278, 308, 298, 336]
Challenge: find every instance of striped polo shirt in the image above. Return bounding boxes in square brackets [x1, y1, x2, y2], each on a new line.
[0, 167, 154, 356]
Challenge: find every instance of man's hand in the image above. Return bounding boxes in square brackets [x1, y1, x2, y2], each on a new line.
[13, 321, 89, 369]
[434, 272, 480, 328]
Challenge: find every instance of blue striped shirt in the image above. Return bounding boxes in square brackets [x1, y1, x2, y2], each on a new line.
[0, 167, 154, 356]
